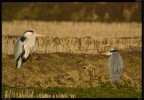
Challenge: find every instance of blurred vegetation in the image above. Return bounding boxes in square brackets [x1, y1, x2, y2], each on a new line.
[2, 84, 141, 98]
[2, 2, 141, 22]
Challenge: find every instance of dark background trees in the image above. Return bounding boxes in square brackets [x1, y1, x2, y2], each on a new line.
[2, 2, 141, 22]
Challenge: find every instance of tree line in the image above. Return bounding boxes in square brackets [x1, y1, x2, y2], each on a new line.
[2, 2, 142, 22]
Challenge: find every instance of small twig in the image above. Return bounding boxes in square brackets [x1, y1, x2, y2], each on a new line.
[84, 65, 90, 73]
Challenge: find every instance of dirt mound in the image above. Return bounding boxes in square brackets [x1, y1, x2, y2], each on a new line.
[2, 52, 141, 92]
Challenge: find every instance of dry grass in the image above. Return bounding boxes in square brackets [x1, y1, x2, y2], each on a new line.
[4, 89, 76, 98]
[2, 21, 142, 98]
[2, 21, 141, 38]
[2, 52, 141, 91]
[2, 21, 141, 54]
[2, 35, 141, 54]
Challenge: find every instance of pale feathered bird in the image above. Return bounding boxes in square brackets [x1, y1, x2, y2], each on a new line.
[102, 48, 124, 83]
[14, 30, 44, 69]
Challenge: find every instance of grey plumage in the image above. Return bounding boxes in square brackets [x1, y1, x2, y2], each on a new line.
[108, 51, 123, 83]
[102, 48, 124, 83]
[14, 30, 44, 69]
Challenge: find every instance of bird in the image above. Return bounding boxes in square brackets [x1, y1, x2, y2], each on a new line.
[14, 30, 44, 69]
[102, 48, 124, 83]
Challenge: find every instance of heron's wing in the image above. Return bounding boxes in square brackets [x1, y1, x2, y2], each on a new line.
[108, 53, 123, 74]
[108, 53, 123, 82]
[113, 60, 122, 73]
[119, 55, 124, 69]
[14, 36, 27, 61]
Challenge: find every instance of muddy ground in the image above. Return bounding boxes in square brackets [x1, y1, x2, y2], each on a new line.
[2, 51, 141, 92]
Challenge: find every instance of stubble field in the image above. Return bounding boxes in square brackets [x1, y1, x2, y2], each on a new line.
[2, 21, 142, 98]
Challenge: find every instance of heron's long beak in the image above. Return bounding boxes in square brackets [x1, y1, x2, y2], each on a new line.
[35, 33, 45, 37]
[101, 52, 111, 56]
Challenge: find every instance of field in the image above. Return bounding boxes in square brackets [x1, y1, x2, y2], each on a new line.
[2, 21, 142, 98]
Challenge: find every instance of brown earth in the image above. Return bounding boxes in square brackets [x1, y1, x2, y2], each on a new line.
[2, 51, 142, 92]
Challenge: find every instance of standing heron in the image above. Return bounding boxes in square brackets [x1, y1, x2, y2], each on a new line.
[102, 48, 124, 83]
[14, 30, 44, 69]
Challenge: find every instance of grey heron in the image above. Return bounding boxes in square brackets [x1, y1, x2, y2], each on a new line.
[102, 48, 124, 83]
[14, 30, 44, 69]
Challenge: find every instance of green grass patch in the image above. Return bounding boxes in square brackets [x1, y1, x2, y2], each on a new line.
[2, 83, 141, 98]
